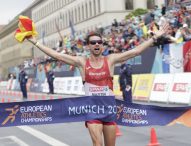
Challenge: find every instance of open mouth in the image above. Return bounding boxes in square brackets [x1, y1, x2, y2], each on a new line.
[94, 48, 100, 51]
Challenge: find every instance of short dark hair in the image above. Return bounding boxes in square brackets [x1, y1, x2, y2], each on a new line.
[86, 31, 102, 44]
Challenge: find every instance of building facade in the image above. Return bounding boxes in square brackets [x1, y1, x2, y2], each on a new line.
[32, 0, 164, 57]
[0, 0, 165, 79]
[0, 0, 43, 79]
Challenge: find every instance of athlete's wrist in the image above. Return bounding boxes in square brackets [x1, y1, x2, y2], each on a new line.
[34, 41, 40, 46]
[151, 34, 158, 43]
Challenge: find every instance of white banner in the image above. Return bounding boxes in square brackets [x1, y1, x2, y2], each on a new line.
[54, 78, 67, 94]
[168, 73, 191, 104]
[0, 81, 8, 90]
[42, 79, 49, 93]
[150, 74, 174, 102]
[71, 77, 85, 95]
[44, 77, 85, 95]
[169, 43, 184, 73]
[64, 77, 74, 94]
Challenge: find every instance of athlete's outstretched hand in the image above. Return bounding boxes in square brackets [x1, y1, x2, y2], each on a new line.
[155, 22, 169, 38]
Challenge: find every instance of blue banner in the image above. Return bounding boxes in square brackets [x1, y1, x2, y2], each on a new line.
[0, 96, 190, 128]
[116, 100, 189, 127]
[0, 96, 116, 127]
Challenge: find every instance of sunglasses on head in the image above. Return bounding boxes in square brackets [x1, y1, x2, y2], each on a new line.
[89, 40, 103, 45]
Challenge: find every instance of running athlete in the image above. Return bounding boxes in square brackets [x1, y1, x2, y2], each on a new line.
[27, 23, 169, 146]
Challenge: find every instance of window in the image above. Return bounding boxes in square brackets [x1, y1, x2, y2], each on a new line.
[50, 2, 53, 12]
[86, 3, 88, 18]
[71, 10, 74, 22]
[166, 0, 175, 6]
[98, 0, 101, 13]
[60, 0, 63, 7]
[75, 8, 78, 23]
[61, 13, 64, 29]
[78, 7, 81, 22]
[55, 0, 57, 9]
[147, 0, 155, 9]
[125, 0, 133, 10]
[89, 1, 92, 17]
[93, 0, 96, 15]
[82, 5, 84, 20]
[67, 12, 69, 26]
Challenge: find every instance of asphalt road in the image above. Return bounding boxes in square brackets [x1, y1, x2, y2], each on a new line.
[0, 91, 191, 146]
[0, 123, 190, 146]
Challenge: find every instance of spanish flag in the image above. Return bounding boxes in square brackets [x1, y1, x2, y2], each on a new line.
[15, 15, 38, 42]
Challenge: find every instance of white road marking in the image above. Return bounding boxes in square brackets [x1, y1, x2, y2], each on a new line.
[18, 126, 70, 146]
[0, 136, 29, 146]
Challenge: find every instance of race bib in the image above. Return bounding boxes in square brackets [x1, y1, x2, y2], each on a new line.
[84, 83, 113, 96]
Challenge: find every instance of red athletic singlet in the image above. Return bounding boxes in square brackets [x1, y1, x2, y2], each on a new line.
[85, 57, 113, 90]
[84, 57, 116, 127]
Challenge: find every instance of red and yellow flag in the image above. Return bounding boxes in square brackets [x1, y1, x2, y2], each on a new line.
[15, 15, 38, 42]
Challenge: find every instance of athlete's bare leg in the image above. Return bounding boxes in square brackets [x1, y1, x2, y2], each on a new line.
[87, 123, 103, 146]
[103, 125, 116, 146]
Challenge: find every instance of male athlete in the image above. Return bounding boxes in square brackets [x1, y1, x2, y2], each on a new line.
[28, 23, 168, 146]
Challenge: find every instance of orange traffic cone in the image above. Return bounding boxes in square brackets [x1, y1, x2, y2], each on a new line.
[116, 125, 122, 137]
[147, 128, 160, 146]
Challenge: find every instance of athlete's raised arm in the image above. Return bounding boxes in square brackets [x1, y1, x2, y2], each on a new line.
[27, 37, 83, 67]
[109, 22, 169, 65]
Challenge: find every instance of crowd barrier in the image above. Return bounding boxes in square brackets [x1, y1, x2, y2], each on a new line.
[0, 81, 8, 90]
[3, 73, 191, 105]
[1, 96, 191, 128]
[132, 73, 191, 105]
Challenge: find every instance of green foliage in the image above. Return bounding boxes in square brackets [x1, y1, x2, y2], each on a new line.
[126, 8, 148, 19]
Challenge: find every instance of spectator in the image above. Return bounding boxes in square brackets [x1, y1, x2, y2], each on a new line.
[27, 21, 169, 146]
[135, 24, 143, 39]
[153, 5, 162, 21]
[19, 68, 28, 99]
[158, 15, 167, 29]
[161, 4, 166, 16]
[182, 23, 191, 41]
[119, 62, 132, 103]
[112, 19, 118, 27]
[174, 27, 184, 43]
[47, 69, 55, 94]
[144, 10, 154, 25]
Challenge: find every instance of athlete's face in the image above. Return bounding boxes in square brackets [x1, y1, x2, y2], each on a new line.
[88, 36, 103, 56]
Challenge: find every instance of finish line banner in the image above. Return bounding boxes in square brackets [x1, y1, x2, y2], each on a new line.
[0, 96, 116, 127]
[116, 100, 191, 127]
[0, 96, 191, 128]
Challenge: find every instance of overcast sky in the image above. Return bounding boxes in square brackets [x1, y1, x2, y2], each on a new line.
[0, 0, 35, 24]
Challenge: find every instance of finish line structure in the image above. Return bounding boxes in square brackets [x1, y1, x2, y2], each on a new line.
[0, 96, 191, 128]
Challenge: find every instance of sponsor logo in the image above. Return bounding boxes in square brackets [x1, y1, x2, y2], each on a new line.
[117, 104, 124, 120]
[153, 83, 167, 92]
[2, 105, 20, 126]
[89, 72, 106, 76]
[162, 54, 183, 69]
[20, 105, 53, 123]
[137, 79, 149, 90]
[89, 86, 108, 92]
[86, 67, 91, 70]
[172, 83, 190, 92]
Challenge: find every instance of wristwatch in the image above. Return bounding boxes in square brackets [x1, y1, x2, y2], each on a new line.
[34, 41, 40, 46]
[152, 35, 158, 43]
